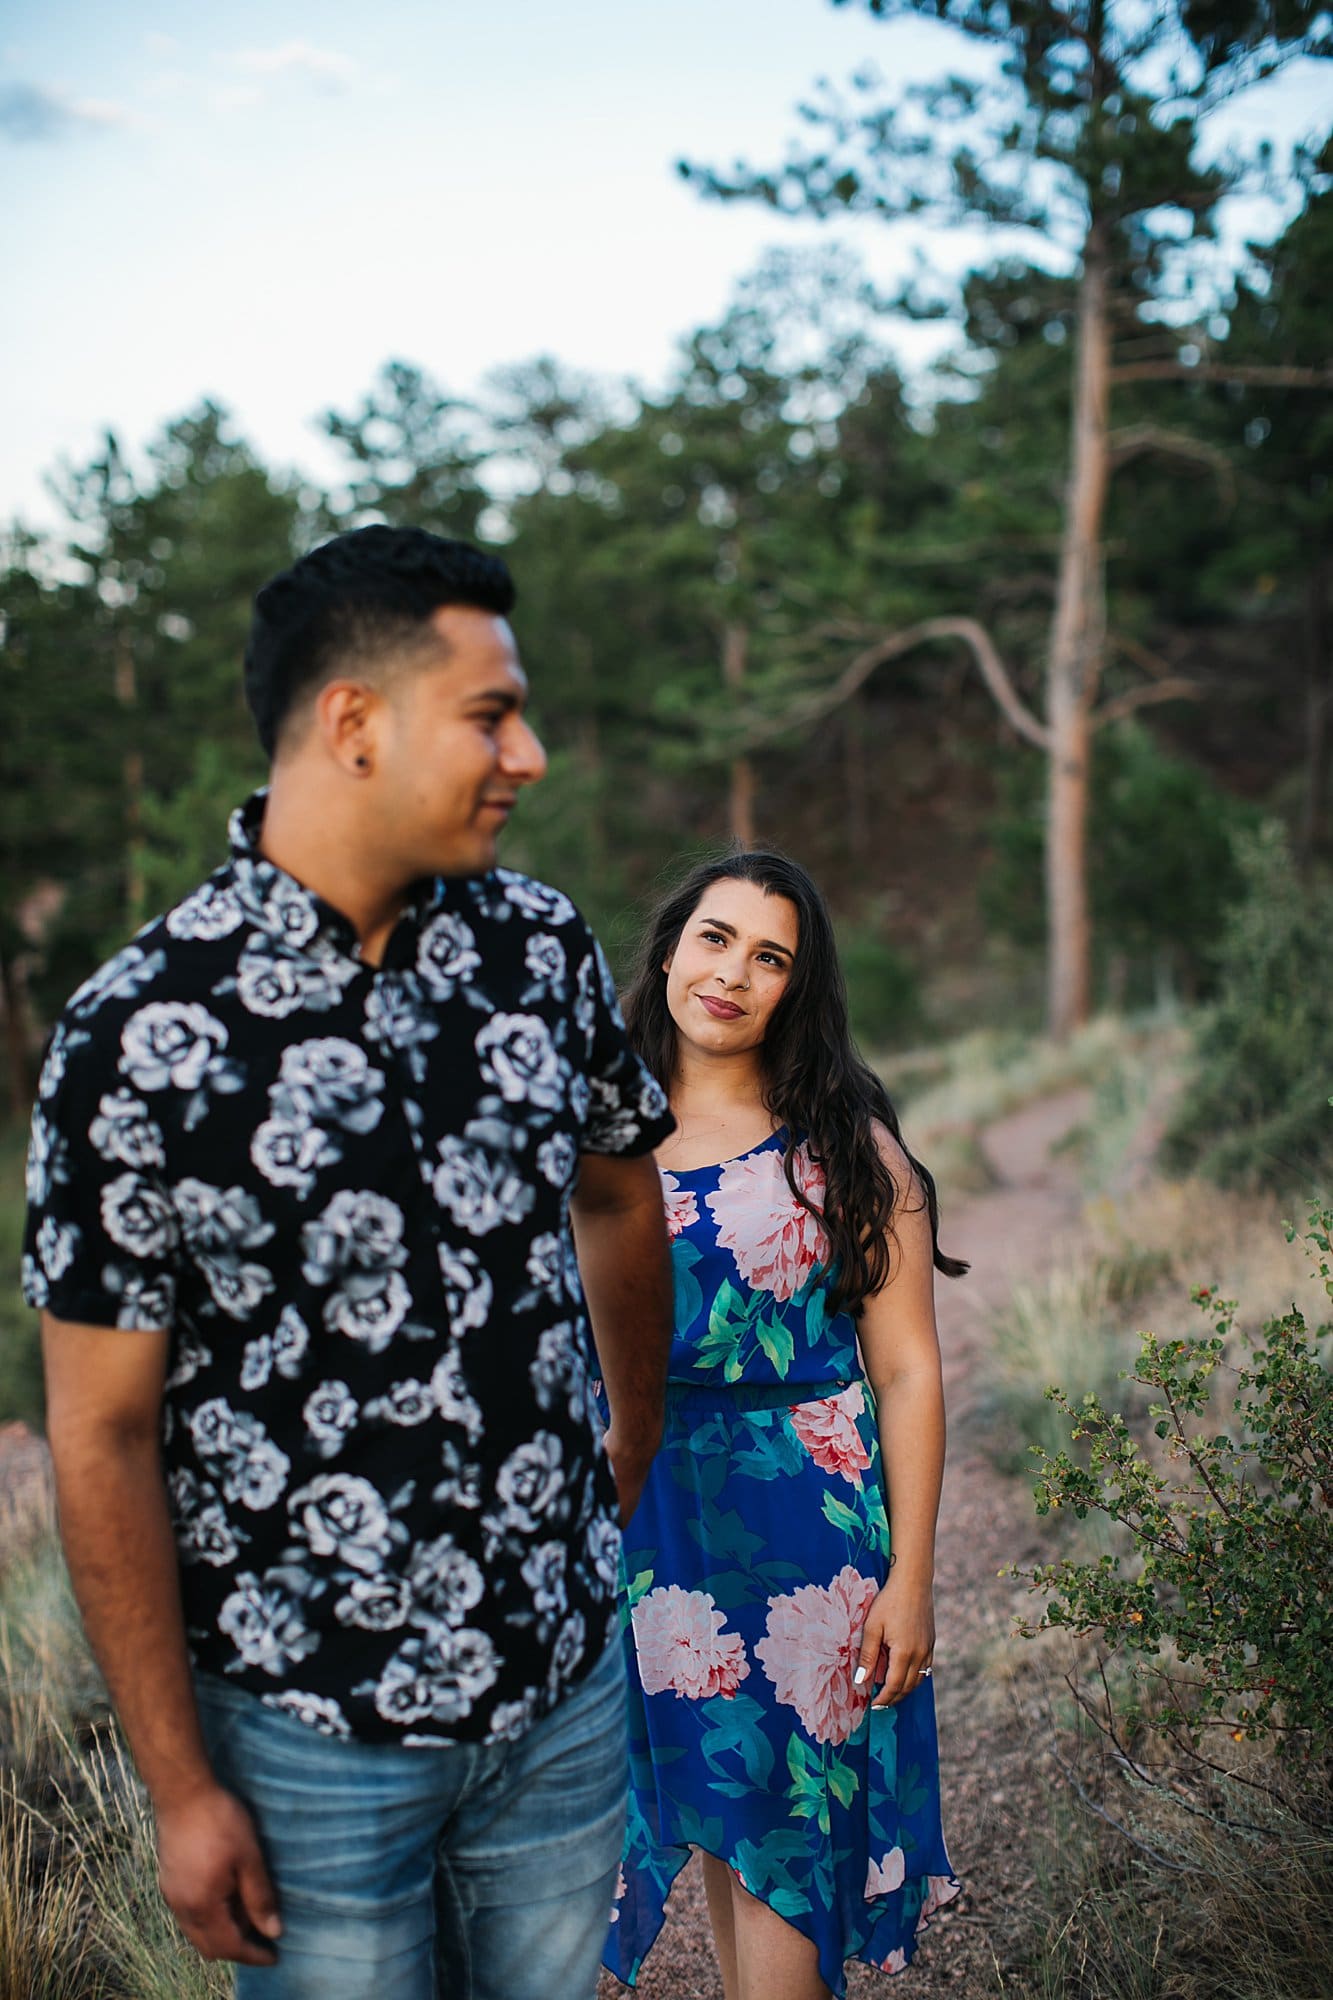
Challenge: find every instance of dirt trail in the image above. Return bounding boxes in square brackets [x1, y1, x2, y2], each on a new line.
[603, 1088, 1094, 2000]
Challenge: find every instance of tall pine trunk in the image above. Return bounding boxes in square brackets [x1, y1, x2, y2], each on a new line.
[1045, 224, 1112, 1037]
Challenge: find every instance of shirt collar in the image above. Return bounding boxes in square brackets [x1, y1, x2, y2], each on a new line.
[227, 789, 443, 964]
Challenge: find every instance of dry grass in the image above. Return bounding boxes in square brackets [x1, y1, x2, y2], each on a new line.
[0, 1535, 226, 2000]
[70, 1729, 230, 2000]
[888, 1012, 1175, 1146]
[997, 1721, 1333, 2000]
[985, 1258, 1141, 1472]
[0, 1777, 100, 2000]
[1085, 1175, 1326, 1331]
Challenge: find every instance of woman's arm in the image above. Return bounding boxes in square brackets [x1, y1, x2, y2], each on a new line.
[851, 1130, 948, 1706]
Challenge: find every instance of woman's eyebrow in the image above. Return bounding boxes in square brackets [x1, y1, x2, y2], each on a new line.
[697, 915, 793, 957]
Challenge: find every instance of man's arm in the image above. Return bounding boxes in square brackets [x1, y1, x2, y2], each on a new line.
[568, 1153, 673, 1525]
[42, 1314, 281, 1965]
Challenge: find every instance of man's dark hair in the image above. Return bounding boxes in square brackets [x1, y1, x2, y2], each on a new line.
[244, 525, 516, 758]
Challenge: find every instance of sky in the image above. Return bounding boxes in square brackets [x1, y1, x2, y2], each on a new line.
[3, 0, 1329, 534]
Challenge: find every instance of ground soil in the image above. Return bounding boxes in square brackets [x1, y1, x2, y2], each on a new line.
[0, 1088, 1096, 2000]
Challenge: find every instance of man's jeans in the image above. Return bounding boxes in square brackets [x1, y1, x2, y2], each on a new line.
[195, 1639, 627, 1999]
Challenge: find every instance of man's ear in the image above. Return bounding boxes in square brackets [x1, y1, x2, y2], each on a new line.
[315, 679, 381, 776]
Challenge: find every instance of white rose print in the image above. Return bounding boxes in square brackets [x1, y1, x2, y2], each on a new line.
[416, 912, 482, 997]
[101, 1173, 179, 1260]
[166, 882, 245, 941]
[88, 1090, 166, 1170]
[437, 1244, 494, 1334]
[432, 1137, 535, 1236]
[120, 1002, 230, 1093]
[475, 1014, 566, 1111]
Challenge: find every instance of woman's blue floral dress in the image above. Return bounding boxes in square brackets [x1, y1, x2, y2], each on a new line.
[602, 1132, 958, 1994]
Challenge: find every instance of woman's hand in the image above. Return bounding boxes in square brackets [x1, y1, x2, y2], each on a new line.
[854, 1566, 936, 1708]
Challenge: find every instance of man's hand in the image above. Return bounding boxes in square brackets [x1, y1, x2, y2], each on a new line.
[157, 1783, 282, 1965]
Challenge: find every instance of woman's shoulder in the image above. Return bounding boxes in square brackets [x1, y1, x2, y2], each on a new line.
[869, 1118, 921, 1189]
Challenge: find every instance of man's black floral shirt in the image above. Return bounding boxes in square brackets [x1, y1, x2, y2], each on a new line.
[23, 795, 673, 1747]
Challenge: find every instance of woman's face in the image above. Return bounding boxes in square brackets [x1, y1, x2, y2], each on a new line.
[663, 878, 799, 1059]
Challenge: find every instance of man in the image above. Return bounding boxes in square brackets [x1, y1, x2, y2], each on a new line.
[23, 526, 675, 1998]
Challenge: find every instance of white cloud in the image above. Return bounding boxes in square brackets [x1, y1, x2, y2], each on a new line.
[227, 40, 357, 90]
[140, 68, 191, 101]
[0, 82, 132, 142]
[144, 32, 179, 57]
[211, 83, 264, 114]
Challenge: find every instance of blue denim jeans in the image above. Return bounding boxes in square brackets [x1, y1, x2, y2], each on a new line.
[194, 1640, 627, 2000]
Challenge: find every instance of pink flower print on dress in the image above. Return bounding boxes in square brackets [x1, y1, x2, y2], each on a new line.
[659, 1170, 700, 1242]
[865, 1846, 906, 1896]
[706, 1142, 827, 1301]
[789, 1383, 872, 1486]
[917, 1874, 961, 1930]
[631, 1584, 750, 1700]
[879, 1947, 909, 1973]
[754, 1563, 878, 1745]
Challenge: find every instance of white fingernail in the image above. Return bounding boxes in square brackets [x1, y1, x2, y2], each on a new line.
[853, 1665, 868, 1687]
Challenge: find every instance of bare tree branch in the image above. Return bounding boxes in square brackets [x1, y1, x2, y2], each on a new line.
[1110, 362, 1333, 389]
[1108, 425, 1237, 505]
[1111, 631, 1185, 682]
[1047, 1741, 1201, 1874]
[1092, 678, 1204, 729]
[744, 617, 1052, 752]
[981, 573, 1057, 609]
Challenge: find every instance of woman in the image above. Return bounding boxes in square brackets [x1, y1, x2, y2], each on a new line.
[601, 851, 963, 1999]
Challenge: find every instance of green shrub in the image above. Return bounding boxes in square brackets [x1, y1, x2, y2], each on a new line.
[0, 1123, 41, 1428]
[836, 918, 923, 1050]
[982, 722, 1256, 1000]
[1016, 1198, 1333, 1755]
[1165, 823, 1333, 1187]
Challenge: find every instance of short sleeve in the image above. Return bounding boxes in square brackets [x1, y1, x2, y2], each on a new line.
[22, 1019, 179, 1332]
[575, 935, 675, 1158]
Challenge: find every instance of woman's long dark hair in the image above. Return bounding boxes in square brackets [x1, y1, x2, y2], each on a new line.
[622, 849, 968, 1315]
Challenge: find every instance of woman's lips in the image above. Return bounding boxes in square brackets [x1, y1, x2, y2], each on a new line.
[698, 994, 744, 1020]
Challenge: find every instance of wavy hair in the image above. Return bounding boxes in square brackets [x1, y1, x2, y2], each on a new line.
[621, 849, 967, 1315]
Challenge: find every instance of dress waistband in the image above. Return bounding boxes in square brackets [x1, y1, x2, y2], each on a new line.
[664, 1377, 860, 1412]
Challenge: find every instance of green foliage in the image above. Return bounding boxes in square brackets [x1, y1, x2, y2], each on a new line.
[321, 359, 487, 538]
[1018, 1200, 1333, 1753]
[835, 918, 923, 1050]
[0, 1125, 40, 1426]
[1165, 823, 1333, 1186]
[139, 740, 263, 918]
[982, 723, 1257, 997]
[2, 403, 297, 1034]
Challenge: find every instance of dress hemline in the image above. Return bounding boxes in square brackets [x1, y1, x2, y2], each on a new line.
[602, 1837, 961, 1996]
